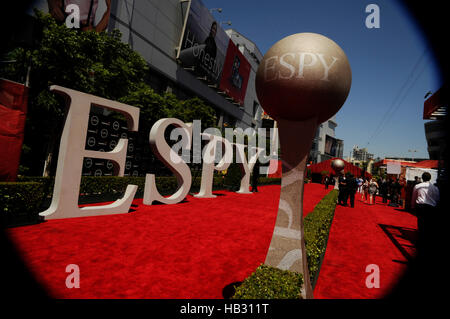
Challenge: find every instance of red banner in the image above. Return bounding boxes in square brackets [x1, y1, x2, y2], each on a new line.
[308, 158, 372, 179]
[0, 79, 28, 181]
[219, 39, 251, 105]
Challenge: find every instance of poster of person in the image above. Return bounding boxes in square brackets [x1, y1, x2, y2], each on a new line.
[324, 135, 338, 157]
[218, 40, 251, 105]
[177, 0, 229, 87]
[31, 0, 112, 32]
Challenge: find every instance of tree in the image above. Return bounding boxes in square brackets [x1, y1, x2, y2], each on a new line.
[119, 83, 169, 133]
[1, 10, 217, 176]
[168, 96, 217, 130]
[1, 10, 150, 175]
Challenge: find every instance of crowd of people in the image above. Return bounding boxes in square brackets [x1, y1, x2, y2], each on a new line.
[324, 173, 418, 208]
[321, 169, 441, 278]
[323, 171, 440, 248]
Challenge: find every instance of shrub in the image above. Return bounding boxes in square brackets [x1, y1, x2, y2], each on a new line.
[304, 189, 338, 285]
[223, 163, 243, 191]
[233, 189, 338, 299]
[0, 182, 46, 226]
[232, 264, 303, 299]
[16, 175, 277, 196]
[306, 168, 312, 179]
[259, 177, 281, 185]
[4, 175, 281, 226]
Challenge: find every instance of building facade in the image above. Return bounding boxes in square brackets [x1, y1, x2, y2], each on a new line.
[346, 146, 374, 174]
[108, 0, 262, 129]
[423, 85, 447, 183]
[309, 116, 344, 164]
[25, 0, 265, 177]
[25, 0, 345, 175]
[350, 146, 374, 162]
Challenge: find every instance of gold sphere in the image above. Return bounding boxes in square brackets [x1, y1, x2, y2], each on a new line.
[331, 159, 345, 171]
[256, 33, 352, 123]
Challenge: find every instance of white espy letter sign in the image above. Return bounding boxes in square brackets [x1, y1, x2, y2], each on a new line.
[143, 118, 193, 205]
[195, 132, 233, 198]
[39, 86, 139, 220]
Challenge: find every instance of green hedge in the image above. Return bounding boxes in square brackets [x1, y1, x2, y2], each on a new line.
[223, 163, 243, 191]
[17, 175, 278, 195]
[233, 189, 338, 299]
[304, 189, 338, 285]
[0, 182, 46, 226]
[17, 176, 174, 196]
[232, 264, 303, 299]
[2, 175, 280, 226]
[259, 177, 281, 185]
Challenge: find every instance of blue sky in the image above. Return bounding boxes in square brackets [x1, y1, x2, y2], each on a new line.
[207, 0, 442, 160]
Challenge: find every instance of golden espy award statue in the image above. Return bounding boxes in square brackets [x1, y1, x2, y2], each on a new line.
[255, 33, 352, 298]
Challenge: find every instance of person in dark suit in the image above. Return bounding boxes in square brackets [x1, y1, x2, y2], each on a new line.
[204, 21, 217, 61]
[386, 178, 393, 202]
[251, 160, 260, 192]
[324, 175, 330, 189]
[380, 178, 388, 203]
[337, 174, 348, 205]
[346, 173, 358, 208]
[389, 178, 401, 206]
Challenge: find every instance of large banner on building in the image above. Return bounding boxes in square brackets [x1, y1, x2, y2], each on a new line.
[177, 0, 251, 105]
[32, 0, 112, 32]
[218, 40, 251, 105]
[324, 135, 338, 157]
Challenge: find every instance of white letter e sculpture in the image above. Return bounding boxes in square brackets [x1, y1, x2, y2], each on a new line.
[39, 86, 140, 220]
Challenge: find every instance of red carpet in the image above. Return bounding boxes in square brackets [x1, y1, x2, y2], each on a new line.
[313, 195, 418, 299]
[7, 183, 330, 299]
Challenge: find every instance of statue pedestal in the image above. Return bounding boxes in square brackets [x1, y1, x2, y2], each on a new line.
[264, 117, 317, 299]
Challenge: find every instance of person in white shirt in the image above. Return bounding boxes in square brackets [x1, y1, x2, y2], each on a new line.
[357, 177, 363, 194]
[411, 172, 440, 249]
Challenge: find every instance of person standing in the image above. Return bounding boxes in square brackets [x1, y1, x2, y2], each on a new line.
[324, 175, 330, 189]
[389, 178, 401, 207]
[411, 172, 440, 250]
[338, 174, 348, 206]
[330, 176, 335, 189]
[399, 177, 407, 209]
[386, 178, 393, 203]
[362, 178, 369, 202]
[347, 173, 358, 208]
[251, 160, 260, 193]
[413, 176, 421, 187]
[368, 178, 379, 205]
[380, 178, 388, 203]
[357, 176, 363, 194]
